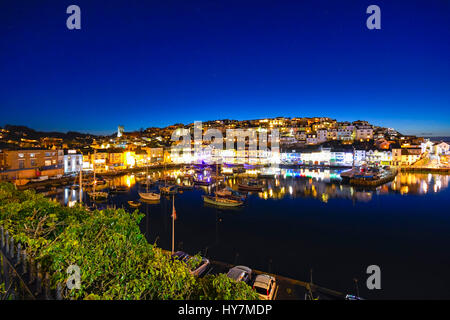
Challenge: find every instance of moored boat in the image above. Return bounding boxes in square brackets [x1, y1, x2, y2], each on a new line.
[88, 191, 108, 201]
[110, 185, 129, 193]
[202, 195, 244, 207]
[238, 180, 264, 192]
[128, 200, 141, 207]
[194, 179, 211, 186]
[139, 192, 161, 201]
[159, 185, 178, 195]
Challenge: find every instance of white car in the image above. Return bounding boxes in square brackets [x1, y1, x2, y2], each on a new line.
[253, 274, 277, 300]
[226, 266, 252, 283]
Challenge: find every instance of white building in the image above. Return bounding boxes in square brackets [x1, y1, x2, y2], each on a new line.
[306, 134, 318, 145]
[434, 142, 450, 155]
[354, 149, 367, 166]
[317, 129, 328, 143]
[337, 125, 355, 142]
[355, 126, 374, 141]
[64, 150, 83, 174]
[330, 150, 353, 166]
[327, 129, 338, 140]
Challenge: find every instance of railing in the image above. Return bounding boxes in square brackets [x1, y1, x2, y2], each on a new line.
[0, 226, 64, 300]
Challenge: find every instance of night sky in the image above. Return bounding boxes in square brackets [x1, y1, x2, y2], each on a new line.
[1, 0, 449, 135]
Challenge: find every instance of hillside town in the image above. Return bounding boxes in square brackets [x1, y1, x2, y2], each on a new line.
[0, 117, 449, 183]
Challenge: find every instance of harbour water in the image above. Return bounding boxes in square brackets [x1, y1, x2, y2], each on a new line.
[47, 168, 450, 299]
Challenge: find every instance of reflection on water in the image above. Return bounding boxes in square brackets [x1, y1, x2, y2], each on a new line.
[389, 172, 448, 195]
[44, 168, 450, 207]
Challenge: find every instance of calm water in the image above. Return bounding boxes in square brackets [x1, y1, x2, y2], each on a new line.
[49, 169, 450, 299]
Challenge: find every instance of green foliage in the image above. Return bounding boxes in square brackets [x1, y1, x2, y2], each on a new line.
[195, 273, 260, 300]
[0, 183, 258, 300]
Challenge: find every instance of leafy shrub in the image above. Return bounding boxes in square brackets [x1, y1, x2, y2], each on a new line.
[0, 183, 258, 300]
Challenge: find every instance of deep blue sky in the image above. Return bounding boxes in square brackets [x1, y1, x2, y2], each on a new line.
[1, 0, 449, 135]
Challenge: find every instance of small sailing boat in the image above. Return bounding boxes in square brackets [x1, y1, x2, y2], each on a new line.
[139, 160, 161, 201]
[202, 194, 243, 207]
[139, 192, 160, 201]
[88, 149, 109, 201]
[202, 162, 244, 207]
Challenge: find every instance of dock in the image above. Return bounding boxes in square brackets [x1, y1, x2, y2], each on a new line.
[161, 250, 347, 300]
[349, 169, 398, 187]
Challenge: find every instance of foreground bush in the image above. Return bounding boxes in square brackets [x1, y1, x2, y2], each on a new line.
[0, 183, 258, 300]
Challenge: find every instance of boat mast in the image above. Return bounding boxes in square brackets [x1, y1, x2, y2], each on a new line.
[171, 194, 175, 254]
[215, 160, 218, 201]
[146, 158, 149, 193]
[164, 158, 167, 187]
[79, 162, 82, 203]
[93, 149, 96, 197]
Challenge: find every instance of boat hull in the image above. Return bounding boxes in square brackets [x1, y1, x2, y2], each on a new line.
[238, 184, 263, 192]
[202, 195, 243, 207]
[139, 192, 161, 201]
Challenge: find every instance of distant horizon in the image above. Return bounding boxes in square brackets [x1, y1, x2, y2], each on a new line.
[1, 118, 449, 139]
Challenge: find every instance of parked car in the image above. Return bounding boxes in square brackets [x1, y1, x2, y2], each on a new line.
[171, 251, 210, 277]
[253, 274, 277, 300]
[226, 266, 252, 283]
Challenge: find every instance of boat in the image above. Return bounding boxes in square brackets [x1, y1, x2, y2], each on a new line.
[159, 185, 178, 195]
[128, 200, 141, 208]
[88, 191, 108, 201]
[340, 165, 380, 183]
[177, 183, 194, 190]
[139, 161, 161, 201]
[202, 162, 244, 207]
[31, 176, 49, 182]
[139, 192, 161, 201]
[216, 187, 246, 201]
[238, 180, 264, 192]
[193, 179, 211, 186]
[89, 149, 109, 201]
[202, 195, 244, 207]
[110, 185, 129, 193]
[139, 179, 153, 187]
[212, 175, 225, 181]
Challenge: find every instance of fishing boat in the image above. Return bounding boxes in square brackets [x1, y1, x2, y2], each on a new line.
[238, 180, 264, 192]
[202, 195, 243, 207]
[128, 200, 141, 208]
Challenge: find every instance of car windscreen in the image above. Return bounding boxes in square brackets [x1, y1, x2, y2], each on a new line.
[254, 285, 267, 295]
